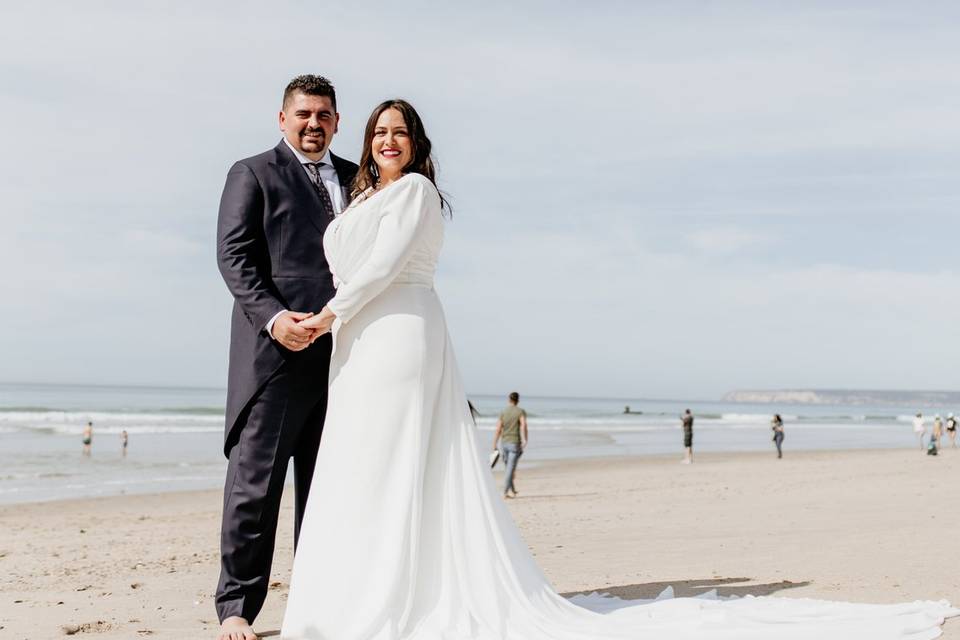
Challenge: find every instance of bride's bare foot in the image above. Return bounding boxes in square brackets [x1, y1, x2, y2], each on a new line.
[218, 616, 257, 640]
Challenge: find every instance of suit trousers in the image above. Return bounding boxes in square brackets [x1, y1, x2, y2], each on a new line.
[216, 336, 331, 624]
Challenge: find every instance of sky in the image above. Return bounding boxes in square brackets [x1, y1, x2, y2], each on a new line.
[1, 1, 958, 399]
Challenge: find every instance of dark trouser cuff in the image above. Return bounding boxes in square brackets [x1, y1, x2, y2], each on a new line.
[216, 596, 246, 624]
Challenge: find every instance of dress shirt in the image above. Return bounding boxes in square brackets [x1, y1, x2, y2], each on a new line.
[282, 137, 346, 214]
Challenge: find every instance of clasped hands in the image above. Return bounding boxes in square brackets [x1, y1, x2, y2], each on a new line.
[272, 307, 337, 352]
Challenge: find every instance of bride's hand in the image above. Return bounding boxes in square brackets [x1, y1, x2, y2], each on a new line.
[299, 306, 337, 338]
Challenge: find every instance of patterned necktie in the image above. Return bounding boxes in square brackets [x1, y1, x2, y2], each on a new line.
[306, 162, 337, 218]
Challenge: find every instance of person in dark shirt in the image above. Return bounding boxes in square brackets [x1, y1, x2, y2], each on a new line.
[771, 414, 785, 459]
[681, 409, 694, 464]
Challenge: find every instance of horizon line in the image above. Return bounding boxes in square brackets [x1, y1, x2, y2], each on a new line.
[1, 380, 958, 403]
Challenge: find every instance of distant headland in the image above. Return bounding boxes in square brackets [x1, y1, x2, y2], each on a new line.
[722, 389, 960, 405]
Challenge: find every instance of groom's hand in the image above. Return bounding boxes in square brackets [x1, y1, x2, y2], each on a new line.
[272, 311, 317, 351]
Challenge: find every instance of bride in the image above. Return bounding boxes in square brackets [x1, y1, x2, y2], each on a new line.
[280, 100, 955, 639]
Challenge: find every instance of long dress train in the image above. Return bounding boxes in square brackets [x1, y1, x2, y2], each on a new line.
[281, 173, 956, 639]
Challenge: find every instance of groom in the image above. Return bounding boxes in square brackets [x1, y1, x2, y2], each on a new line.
[215, 75, 358, 640]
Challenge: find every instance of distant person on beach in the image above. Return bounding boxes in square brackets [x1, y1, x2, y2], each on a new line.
[913, 412, 926, 450]
[82, 421, 93, 456]
[681, 409, 694, 464]
[946, 414, 957, 448]
[120, 430, 128, 457]
[771, 414, 785, 459]
[492, 392, 527, 498]
[932, 415, 944, 448]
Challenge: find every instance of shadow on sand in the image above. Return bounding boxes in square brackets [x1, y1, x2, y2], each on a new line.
[563, 576, 811, 599]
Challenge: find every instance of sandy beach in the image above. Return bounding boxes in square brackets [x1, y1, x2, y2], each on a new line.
[1, 448, 958, 639]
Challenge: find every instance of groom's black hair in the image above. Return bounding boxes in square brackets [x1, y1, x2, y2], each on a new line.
[283, 75, 337, 110]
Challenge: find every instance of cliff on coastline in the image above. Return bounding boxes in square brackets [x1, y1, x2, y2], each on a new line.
[722, 389, 960, 405]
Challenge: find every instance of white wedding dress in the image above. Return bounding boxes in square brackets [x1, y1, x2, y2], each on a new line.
[281, 173, 956, 639]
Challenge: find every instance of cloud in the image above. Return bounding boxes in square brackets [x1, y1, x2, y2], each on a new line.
[1, 2, 959, 397]
[686, 228, 773, 254]
[439, 226, 960, 397]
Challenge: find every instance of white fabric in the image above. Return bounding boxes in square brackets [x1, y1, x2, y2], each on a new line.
[265, 309, 287, 339]
[914, 416, 926, 434]
[282, 173, 957, 639]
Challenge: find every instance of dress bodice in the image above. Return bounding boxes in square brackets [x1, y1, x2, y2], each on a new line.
[322, 173, 444, 324]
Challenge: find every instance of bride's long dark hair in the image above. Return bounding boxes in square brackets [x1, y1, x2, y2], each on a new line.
[352, 99, 449, 214]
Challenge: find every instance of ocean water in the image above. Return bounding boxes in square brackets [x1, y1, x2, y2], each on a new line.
[0, 382, 954, 505]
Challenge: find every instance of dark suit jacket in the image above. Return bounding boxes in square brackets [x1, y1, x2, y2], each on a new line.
[217, 141, 358, 454]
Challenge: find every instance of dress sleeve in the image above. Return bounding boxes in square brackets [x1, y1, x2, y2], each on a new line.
[326, 175, 440, 324]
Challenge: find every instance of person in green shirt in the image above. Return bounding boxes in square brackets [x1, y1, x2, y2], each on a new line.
[492, 392, 528, 498]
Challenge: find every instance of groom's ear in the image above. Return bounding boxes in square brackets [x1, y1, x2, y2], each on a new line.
[334, 112, 340, 134]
